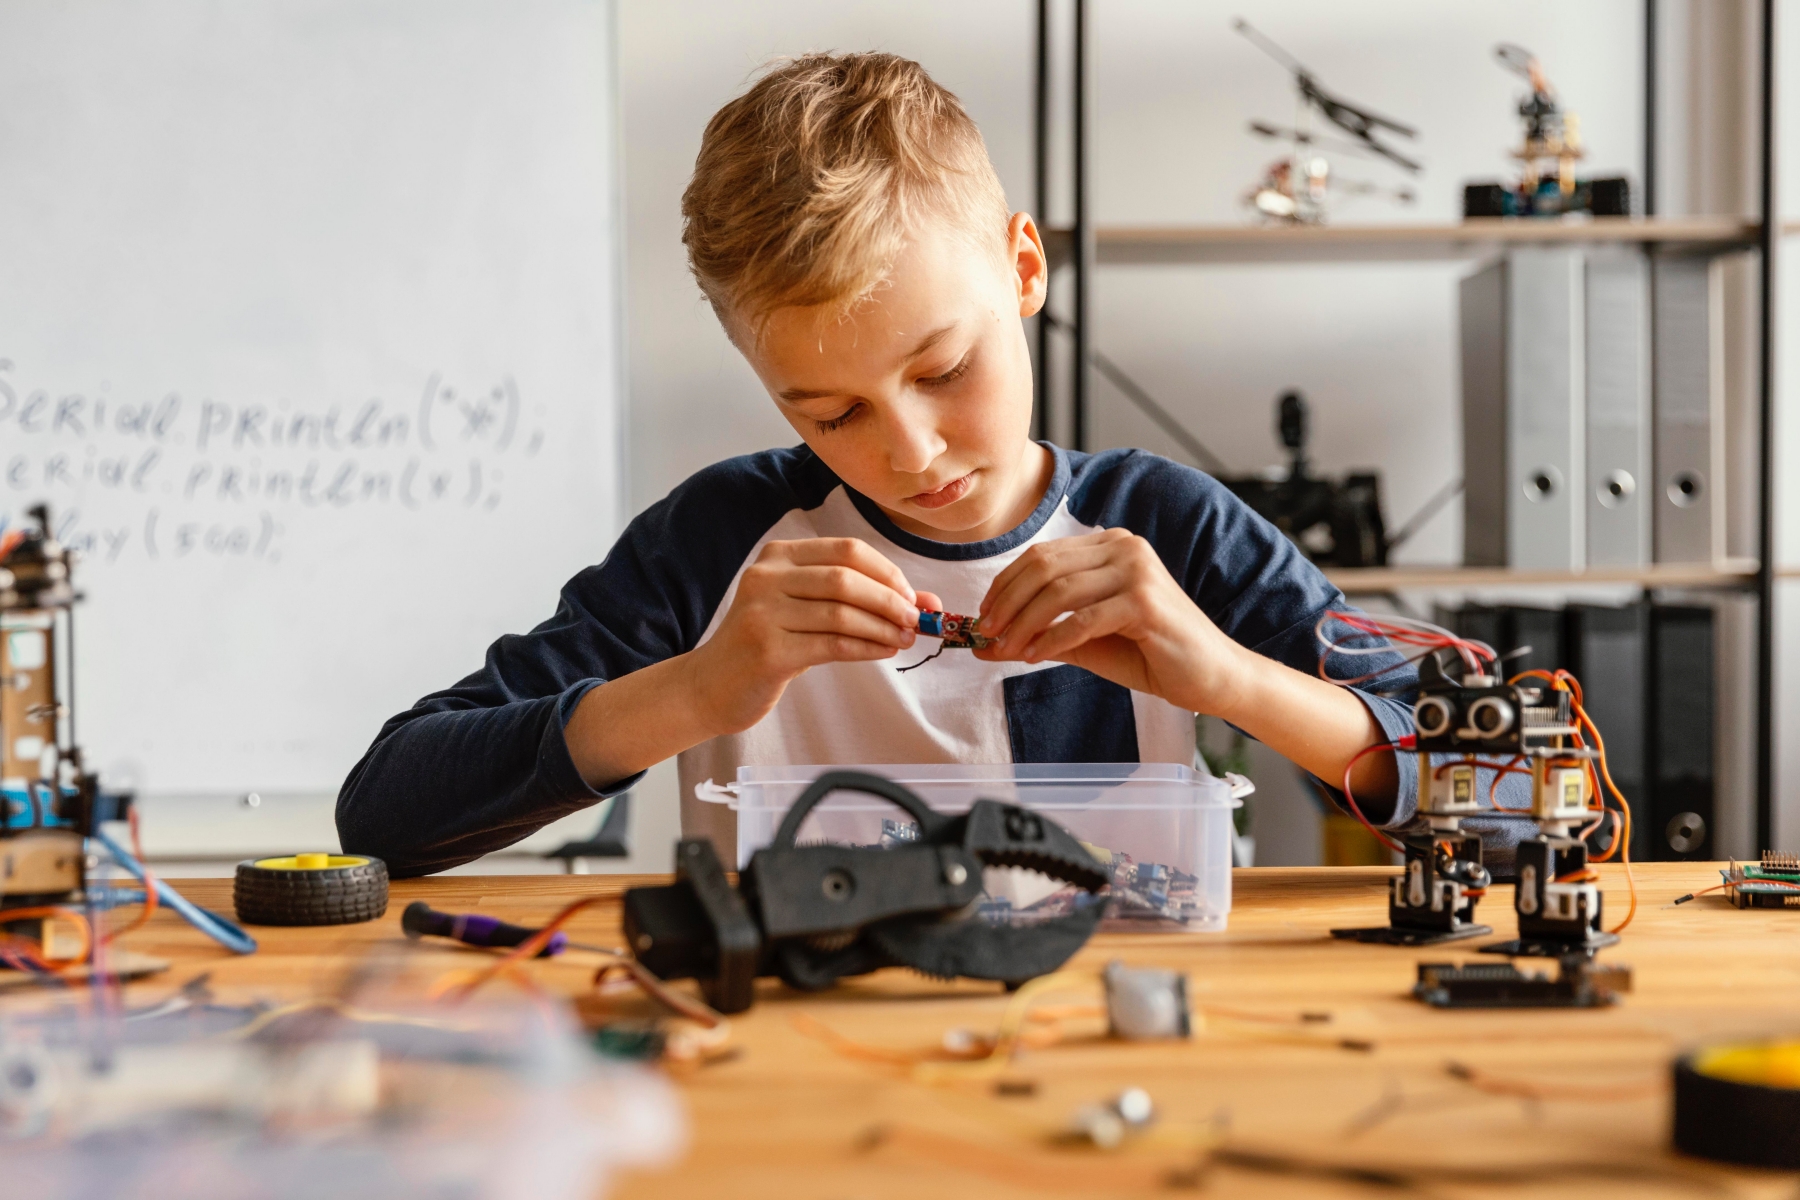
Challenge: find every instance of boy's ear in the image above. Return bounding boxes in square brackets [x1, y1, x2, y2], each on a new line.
[1010, 211, 1048, 319]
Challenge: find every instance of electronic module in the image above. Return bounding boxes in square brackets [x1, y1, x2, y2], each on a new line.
[1719, 853, 1800, 909]
[916, 609, 993, 650]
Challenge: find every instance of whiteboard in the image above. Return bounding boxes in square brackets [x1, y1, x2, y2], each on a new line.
[0, 1, 625, 800]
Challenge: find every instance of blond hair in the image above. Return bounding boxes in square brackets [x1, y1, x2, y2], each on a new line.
[681, 52, 1011, 335]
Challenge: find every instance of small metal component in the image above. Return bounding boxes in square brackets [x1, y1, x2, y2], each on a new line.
[1113, 1087, 1155, 1127]
[1102, 959, 1191, 1040]
[944, 862, 968, 887]
[1067, 1088, 1158, 1148]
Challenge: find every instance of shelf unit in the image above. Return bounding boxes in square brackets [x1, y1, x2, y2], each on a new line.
[1325, 558, 1760, 596]
[1042, 216, 1759, 267]
[1032, 0, 1780, 846]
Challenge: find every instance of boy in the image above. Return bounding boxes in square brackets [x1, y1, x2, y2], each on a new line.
[338, 52, 1432, 876]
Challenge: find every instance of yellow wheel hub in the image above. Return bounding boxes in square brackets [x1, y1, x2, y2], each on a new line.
[252, 853, 370, 871]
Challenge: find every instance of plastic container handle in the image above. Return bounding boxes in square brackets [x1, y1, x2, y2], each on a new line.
[1225, 772, 1256, 800]
[769, 770, 946, 851]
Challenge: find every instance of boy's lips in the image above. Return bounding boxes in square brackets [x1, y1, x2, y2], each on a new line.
[906, 473, 974, 509]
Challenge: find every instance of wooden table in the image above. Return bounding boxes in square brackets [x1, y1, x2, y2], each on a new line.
[80, 864, 1800, 1199]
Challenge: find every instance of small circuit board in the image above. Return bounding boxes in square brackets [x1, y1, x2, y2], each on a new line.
[1413, 957, 1631, 1009]
[1722, 853, 1800, 909]
[917, 610, 994, 650]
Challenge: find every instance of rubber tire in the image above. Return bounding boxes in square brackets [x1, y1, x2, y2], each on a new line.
[1673, 1056, 1800, 1168]
[233, 858, 390, 926]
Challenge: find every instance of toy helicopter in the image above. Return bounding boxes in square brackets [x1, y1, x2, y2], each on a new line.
[1463, 44, 1630, 218]
[1234, 18, 1419, 225]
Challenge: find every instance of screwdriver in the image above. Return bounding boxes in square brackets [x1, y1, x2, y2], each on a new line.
[401, 901, 618, 957]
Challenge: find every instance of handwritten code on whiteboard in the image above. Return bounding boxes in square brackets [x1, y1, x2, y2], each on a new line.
[0, 367, 548, 566]
[0, 0, 624, 798]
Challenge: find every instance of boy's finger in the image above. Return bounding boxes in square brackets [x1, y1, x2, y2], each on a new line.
[980, 540, 1121, 633]
[993, 572, 1116, 658]
[987, 562, 1124, 651]
[781, 598, 917, 648]
[1020, 596, 1135, 663]
[781, 565, 922, 629]
[786, 537, 917, 605]
[980, 529, 1119, 601]
[915, 590, 944, 613]
[788, 631, 907, 667]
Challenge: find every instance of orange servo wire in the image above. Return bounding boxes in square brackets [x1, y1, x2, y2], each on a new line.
[1509, 668, 1638, 933]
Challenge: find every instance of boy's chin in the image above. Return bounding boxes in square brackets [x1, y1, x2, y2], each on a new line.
[883, 495, 1001, 537]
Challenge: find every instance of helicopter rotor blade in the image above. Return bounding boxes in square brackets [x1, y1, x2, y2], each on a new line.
[1235, 17, 1422, 173]
[1494, 43, 1537, 80]
[1248, 120, 1405, 163]
[1231, 17, 1309, 76]
[1296, 82, 1421, 171]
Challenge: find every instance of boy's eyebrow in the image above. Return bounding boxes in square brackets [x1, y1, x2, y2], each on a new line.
[775, 323, 960, 403]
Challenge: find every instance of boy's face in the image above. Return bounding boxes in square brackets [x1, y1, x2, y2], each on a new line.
[740, 213, 1050, 543]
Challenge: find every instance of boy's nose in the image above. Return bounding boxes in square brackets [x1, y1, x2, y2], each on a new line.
[882, 404, 948, 476]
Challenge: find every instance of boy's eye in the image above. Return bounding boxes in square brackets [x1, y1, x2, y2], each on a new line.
[813, 404, 862, 433]
[918, 353, 972, 388]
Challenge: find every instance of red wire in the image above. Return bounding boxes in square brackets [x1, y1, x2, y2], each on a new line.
[1315, 612, 1497, 687]
[1341, 742, 1404, 853]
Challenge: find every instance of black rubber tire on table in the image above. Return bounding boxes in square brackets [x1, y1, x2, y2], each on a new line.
[233, 857, 390, 926]
[1673, 1055, 1800, 1168]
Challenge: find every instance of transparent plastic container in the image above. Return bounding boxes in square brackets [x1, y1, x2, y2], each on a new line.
[697, 763, 1247, 931]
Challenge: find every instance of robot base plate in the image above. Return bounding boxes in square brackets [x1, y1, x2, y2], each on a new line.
[1330, 924, 1492, 947]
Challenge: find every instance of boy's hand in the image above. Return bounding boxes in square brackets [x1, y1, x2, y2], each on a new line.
[974, 528, 1250, 715]
[690, 537, 940, 734]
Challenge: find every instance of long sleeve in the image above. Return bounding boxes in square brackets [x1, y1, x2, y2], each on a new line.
[336, 447, 840, 875]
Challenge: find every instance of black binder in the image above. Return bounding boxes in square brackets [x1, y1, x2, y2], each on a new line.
[1649, 605, 1715, 861]
[1564, 603, 1650, 862]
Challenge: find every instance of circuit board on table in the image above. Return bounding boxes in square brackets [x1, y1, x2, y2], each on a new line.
[1723, 853, 1800, 909]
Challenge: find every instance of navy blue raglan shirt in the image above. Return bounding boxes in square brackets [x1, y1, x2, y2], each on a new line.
[338, 444, 1523, 876]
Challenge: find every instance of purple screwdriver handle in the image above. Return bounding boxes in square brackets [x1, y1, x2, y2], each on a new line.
[402, 901, 567, 956]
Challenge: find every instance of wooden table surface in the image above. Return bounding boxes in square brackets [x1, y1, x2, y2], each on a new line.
[73, 863, 1800, 1199]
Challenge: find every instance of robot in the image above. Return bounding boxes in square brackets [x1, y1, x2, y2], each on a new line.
[0, 505, 151, 976]
[1, 506, 113, 913]
[1332, 653, 1499, 946]
[1463, 44, 1631, 219]
[1480, 686, 1617, 957]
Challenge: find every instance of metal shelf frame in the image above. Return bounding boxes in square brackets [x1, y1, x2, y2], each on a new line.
[1032, 0, 1780, 847]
